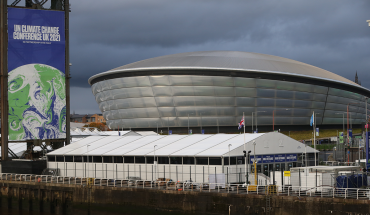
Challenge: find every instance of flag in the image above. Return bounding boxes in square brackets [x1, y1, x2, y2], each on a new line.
[310, 113, 314, 126]
[238, 116, 244, 130]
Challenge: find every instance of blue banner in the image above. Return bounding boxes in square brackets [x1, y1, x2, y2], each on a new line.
[286, 154, 297, 162]
[262, 155, 274, 163]
[7, 8, 66, 141]
[274, 154, 286, 162]
[250, 155, 262, 164]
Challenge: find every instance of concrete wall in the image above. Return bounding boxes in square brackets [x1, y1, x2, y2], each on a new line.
[1, 180, 370, 215]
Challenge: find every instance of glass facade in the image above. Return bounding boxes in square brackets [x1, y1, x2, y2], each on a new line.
[91, 75, 370, 129]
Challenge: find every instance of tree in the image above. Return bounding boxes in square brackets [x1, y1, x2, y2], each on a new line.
[83, 122, 110, 131]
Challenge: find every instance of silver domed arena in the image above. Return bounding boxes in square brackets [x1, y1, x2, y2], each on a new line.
[88, 51, 370, 133]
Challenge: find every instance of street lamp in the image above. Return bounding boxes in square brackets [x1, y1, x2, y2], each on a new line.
[154, 145, 157, 180]
[188, 113, 194, 134]
[87, 144, 90, 178]
[228, 144, 232, 179]
[313, 113, 320, 166]
[252, 140, 257, 185]
[346, 103, 360, 165]
[199, 112, 206, 134]
[272, 109, 289, 131]
[336, 112, 346, 163]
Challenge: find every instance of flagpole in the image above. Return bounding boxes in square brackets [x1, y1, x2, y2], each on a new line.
[313, 111, 316, 166]
[243, 112, 247, 184]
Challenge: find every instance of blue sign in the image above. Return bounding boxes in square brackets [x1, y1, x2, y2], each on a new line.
[262, 155, 274, 163]
[286, 154, 297, 162]
[316, 128, 319, 136]
[201, 129, 205, 134]
[250, 155, 262, 164]
[7, 8, 66, 141]
[274, 154, 286, 162]
[169, 130, 172, 135]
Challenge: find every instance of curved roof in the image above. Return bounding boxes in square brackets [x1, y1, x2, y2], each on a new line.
[89, 51, 366, 91]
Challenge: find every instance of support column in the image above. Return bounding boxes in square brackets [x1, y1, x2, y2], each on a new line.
[64, 0, 71, 145]
[1, 0, 9, 160]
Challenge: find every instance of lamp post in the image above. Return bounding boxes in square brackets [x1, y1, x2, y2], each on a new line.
[87, 144, 90, 178]
[272, 109, 289, 131]
[228, 144, 232, 180]
[347, 103, 360, 165]
[200, 113, 202, 134]
[336, 112, 346, 162]
[247, 150, 251, 184]
[188, 114, 190, 134]
[253, 111, 265, 133]
[252, 140, 257, 185]
[154, 145, 157, 180]
[314, 113, 320, 166]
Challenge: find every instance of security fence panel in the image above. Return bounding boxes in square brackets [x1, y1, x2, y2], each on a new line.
[290, 171, 300, 187]
[322, 172, 333, 186]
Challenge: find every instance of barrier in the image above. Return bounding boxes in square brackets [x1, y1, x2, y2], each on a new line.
[1, 173, 370, 199]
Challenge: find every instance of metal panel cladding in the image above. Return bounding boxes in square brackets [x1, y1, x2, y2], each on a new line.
[89, 51, 370, 130]
[7, 8, 66, 141]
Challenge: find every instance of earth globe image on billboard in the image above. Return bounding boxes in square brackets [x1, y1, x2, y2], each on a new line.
[8, 64, 66, 140]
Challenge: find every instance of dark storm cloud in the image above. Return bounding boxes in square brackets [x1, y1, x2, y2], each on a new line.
[67, 0, 370, 113]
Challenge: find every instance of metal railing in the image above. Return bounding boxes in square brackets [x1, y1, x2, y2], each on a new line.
[1, 173, 369, 200]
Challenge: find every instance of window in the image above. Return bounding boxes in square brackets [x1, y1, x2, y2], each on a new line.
[135, 156, 145, 164]
[170, 157, 182, 164]
[91, 117, 95, 122]
[158, 157, 169, 164]
[237, 156, 245, 164]
[74, 156, 82, 162]
[146, 156, 154, 164]
[103, 156, 112, 163]
[56, 156, 64, 162]
[65, 156, 73, 162]
[209, 157, 221, 165]
[224, 157, 229, 165]
[183, 157, 194, 165]
[196, 157, 208, 165]
[230, 157, 236, 165]
[124, 156, 134, 163]
[47, 156, 55, 162]
[93, 156, 102, 163]
[114, 156, 123, 163]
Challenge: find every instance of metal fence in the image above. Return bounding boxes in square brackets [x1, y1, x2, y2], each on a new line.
[50, 162, 271, 185]
[2, 173, 370, 200]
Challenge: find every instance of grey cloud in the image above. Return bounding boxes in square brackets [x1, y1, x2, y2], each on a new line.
[67, 0, 370, 112]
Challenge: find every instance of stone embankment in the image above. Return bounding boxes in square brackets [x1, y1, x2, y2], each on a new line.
[0, 181, 370, 215]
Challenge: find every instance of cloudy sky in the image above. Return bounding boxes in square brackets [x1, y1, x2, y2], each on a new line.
[64, 1, 370, 113]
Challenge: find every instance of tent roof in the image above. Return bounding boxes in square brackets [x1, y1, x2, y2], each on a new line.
[48, 132, 318, 157]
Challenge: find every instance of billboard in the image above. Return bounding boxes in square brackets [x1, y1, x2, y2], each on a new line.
[7, 8, 65, 140]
